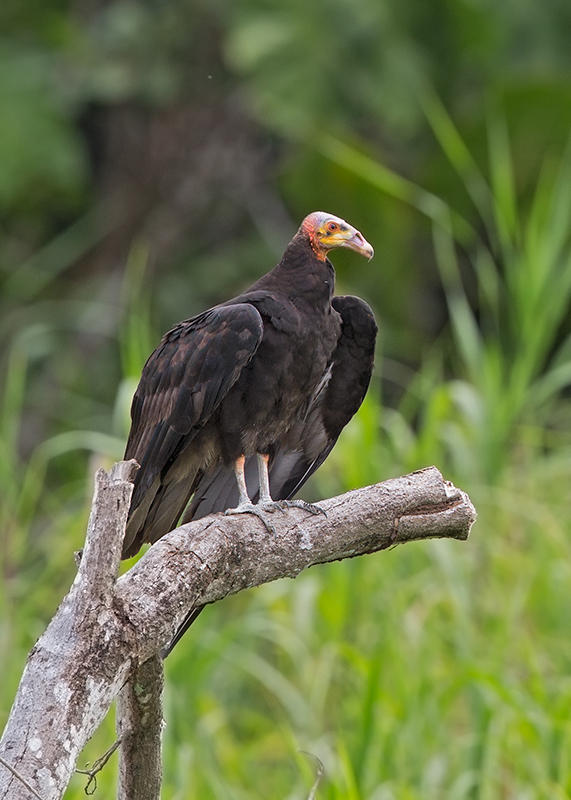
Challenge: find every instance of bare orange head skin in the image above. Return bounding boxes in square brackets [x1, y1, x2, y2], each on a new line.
[300, 211, 374, 261]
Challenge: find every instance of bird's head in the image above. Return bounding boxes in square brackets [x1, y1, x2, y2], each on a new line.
[300, 211, 374, 262]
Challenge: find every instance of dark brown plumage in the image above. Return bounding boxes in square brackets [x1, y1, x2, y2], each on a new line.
[122, 211, 377, 562]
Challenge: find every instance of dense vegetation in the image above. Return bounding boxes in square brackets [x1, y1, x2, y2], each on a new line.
[1, 1, 570, 796]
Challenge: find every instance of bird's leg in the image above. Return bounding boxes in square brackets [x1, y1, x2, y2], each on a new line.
[256, 453, 326, 517]
[225, 454, 326, 532]
[234, 454, 251, 506]
[224, 455, 277, 534]
[257, 453, 272, 503]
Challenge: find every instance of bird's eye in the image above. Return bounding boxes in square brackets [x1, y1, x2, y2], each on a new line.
[327, 222, 337, 232]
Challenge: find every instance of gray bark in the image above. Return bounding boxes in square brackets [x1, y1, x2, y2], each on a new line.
[0, 463, 476, 800]
[117, 655, 164, 800]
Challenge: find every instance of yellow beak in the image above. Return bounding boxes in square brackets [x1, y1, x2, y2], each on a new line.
[339, 228, 374, 260]
[323, 225, 374, 260]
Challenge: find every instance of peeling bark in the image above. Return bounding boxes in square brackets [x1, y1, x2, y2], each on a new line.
[0, 463, 476, 800]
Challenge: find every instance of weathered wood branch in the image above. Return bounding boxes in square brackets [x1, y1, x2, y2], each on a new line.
[117, 655, 164, 800]
[0, 463, 475, 800]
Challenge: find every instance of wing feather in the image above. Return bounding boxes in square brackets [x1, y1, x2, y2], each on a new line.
[123, 303, 263, 555]
[267, 295, 377, 498]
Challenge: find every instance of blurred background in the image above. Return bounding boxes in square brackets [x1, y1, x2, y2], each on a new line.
[1, 0, 571, 797]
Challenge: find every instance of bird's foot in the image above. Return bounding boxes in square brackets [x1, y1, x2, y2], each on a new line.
[224, 503, 277, 534]
[224, 499, 326, 533]
[272, 499, 327, 517]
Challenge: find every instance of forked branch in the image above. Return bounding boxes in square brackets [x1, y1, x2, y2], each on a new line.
[0, 462, 476, 800]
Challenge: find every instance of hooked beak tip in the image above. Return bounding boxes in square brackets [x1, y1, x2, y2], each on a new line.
[346, 228, 374, 261]
[351, 236, 374, 261]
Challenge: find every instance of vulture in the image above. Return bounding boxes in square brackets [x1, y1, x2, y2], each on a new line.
[122, 211, 377, 645]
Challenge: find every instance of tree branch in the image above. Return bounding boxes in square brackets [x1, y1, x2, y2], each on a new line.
[75, 738, 122, 794]
[0, 464, 475, 800]
[116, 655, 164, 800]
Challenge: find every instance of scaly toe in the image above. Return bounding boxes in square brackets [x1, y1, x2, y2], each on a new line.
[224, 503, 276, 534]
[257, 500, 285, 514]
[278, 499, 327, 517]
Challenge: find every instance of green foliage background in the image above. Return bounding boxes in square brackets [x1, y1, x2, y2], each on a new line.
[1, 1, 571, 797]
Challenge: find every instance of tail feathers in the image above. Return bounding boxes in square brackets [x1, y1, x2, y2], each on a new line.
[184, 457, 260, 522]
[123, 468, 201, 558]
[123, 474, 161, 558]
[144, 478, 194, 541]
[161, 604, 205, 658]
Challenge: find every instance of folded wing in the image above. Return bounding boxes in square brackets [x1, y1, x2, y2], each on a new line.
[123, 303, 264, 557]
[187, 295, 377, 519]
